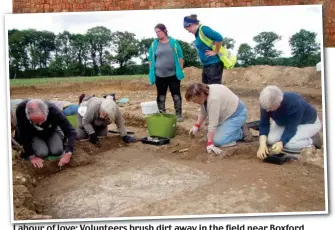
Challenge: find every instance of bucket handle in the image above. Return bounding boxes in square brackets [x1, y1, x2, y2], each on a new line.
[158, 110, 165, 117]
[143, 110, 164, 118]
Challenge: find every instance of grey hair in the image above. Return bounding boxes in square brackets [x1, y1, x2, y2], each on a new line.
[25, 99, 49, 119]
[100, 99, 117, 123]
[259, 85, 284, 110]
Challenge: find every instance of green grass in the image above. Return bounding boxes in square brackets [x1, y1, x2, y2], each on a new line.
[10, 75, 147, 87]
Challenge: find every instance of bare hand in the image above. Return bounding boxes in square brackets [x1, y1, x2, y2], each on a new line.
[205, 50, 217, 57]
[58, 152, 72, 167]
[30, 157, 44, 168]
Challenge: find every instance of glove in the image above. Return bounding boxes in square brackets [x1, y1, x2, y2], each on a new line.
[89, 133, 99, 145]
[271, 141, 283, 154]
[257, 135, 269, 159]
[206, 142, 223, 155]
[189, 123, 200, 136]
[122, 135, 137, 143]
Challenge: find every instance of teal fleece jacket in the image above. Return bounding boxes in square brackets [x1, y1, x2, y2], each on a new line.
[148, 37, 184, 85]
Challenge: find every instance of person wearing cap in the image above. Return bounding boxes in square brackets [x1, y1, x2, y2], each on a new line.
[183, 14, 224, 84]
[148, 23, 185, 122]
[257, 85, 322, 159]
[15, 99, 77, 168]
[76, 96, 136, 145]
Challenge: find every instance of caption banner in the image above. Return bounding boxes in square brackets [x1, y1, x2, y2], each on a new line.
[14, 224, 305, 230]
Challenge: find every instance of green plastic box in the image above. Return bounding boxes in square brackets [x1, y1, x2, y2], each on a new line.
[145, 113, 177, 138]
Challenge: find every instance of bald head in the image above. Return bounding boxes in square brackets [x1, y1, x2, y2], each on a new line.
[25, 99, 49, 125]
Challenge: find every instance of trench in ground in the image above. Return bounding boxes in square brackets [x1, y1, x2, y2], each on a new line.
[18, 119, 326, 220]
[11, 85, 326, 220]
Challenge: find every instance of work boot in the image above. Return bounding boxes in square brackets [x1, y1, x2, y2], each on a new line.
[173, 95, 184, 122]
[157, 95, 166, 113]
[300, 146, 316, 160]
[311, 132, 322, 149]
[176, 114, 184, 122]
[242, 124, 253, 142]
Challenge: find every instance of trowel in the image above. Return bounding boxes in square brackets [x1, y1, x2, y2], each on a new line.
[109, 130, 135, 135]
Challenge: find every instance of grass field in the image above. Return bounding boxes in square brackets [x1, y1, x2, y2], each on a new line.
[10, 75, 146, 86]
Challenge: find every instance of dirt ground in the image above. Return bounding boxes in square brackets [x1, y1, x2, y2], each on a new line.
[10, 65, 326, 220]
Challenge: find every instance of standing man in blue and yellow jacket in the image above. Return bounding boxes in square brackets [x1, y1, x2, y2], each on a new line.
[148, 23, 185, 122]
[184, 14, 235, 84]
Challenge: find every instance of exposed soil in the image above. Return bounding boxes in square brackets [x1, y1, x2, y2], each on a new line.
[10, 65, 326, 221]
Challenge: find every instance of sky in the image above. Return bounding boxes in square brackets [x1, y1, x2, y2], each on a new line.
[5, 5, 323, 59]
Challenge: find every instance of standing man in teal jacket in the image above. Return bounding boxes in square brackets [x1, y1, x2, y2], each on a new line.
[148, 23, 185, 122]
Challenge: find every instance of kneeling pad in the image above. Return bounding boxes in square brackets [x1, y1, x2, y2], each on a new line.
[21, 153, 61, 161]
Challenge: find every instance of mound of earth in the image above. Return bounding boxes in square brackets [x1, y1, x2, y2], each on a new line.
[183, 66, 203, 83]
[183, 65, 321, 89]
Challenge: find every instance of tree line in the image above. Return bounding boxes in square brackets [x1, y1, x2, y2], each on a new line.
[8, 26, 321, 79]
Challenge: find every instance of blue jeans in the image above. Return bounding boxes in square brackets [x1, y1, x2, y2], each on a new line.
[63, 104, 79, 116]
[213, 101, 248, 146]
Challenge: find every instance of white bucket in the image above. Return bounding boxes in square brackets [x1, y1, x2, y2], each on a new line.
[316, 62, 322, 72]
[140, 101, 159, 115]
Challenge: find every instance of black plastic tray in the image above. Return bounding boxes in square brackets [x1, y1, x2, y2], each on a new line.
[263, 153, 298, 165]
[140, 136, 170, 146]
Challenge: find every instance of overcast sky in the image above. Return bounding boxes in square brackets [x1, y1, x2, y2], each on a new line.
[5, 5, 323, 58]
